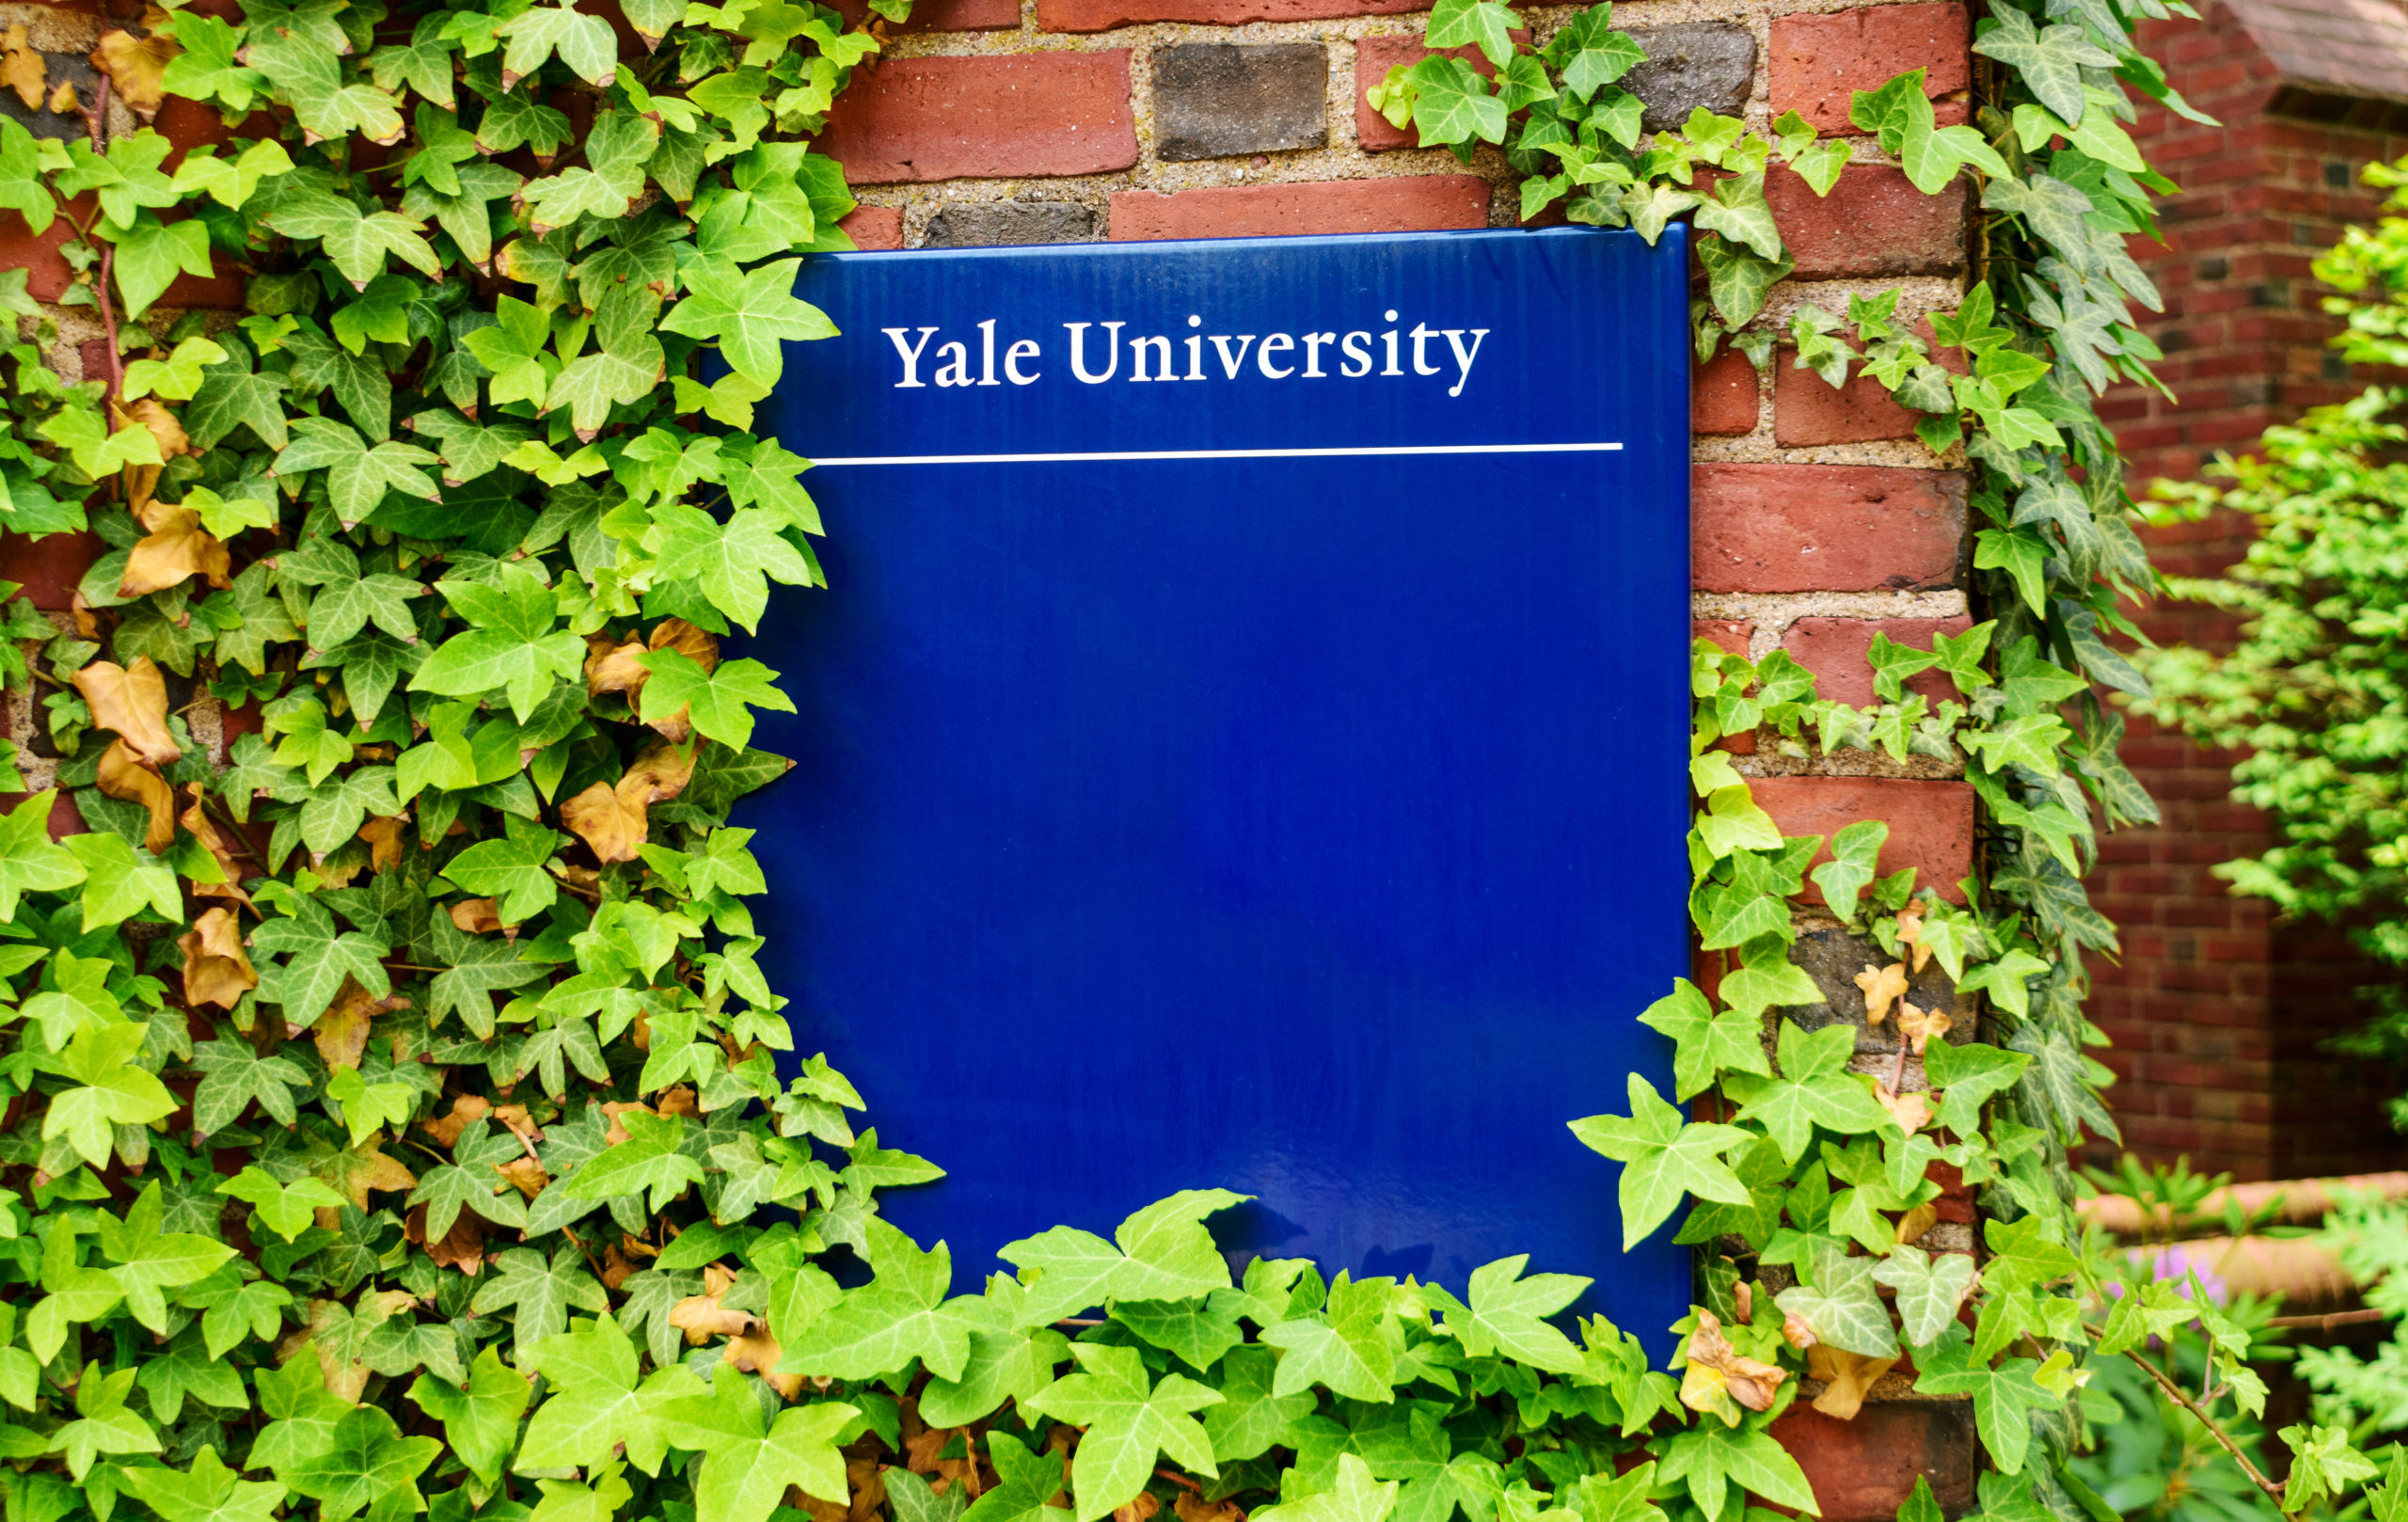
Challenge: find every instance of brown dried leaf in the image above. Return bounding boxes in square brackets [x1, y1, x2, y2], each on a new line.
[600, 1100, 654, 1147]
[120, 506, 230, 598]
[97, 737, 175, 852]
[46, 79, 75, 113]
[1808, 1343, 1898, 1420]
[2, 26, 44, 111]
[73, 657, 180, 766]
[1781, 1310, 1816, 1351]
[179, 786, 254, 906]
[90, 26, 178, 118]
[1894, 904, 1931, 975]
[727, 1330, 803, 1400]
[357, 814, 404, 872]
[1875, 1082, 1930, 1136]
[626, 739, 697, 805]
[670, 1290, 756, 1343]
[1114, 1496, 1160, 1522]
[847, 1457, 888, 1522]
[421, 1093, 493, 1149]
[175, 905, 256, 1010]
[121, 397, 190, 460]
[657, 1084, 698, 1120]
[1854, 962, 1908, 1027]
[1895, 1003, 1952, 1055]
[584, 633, 648, 697]
[406, 1201, 489, 1274]
[561, 777, 647, 864]
[311, 975, 406, 1069]
[1175, 1496, 1244, 1522]
[1679, 1310, 1787, 1418]
[450, 896, 503, 934]
[1893, 1201, 1940, 1246]
[333, 1141, 418, 1210]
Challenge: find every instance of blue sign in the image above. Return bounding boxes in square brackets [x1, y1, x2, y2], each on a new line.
[744, 226, 1691, 1343]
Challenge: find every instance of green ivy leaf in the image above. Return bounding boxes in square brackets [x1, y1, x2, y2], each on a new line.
[1024, 1341, 1223, 1522]
[1569, 1075, 1754, 1249]
[658, 257, 835, 388]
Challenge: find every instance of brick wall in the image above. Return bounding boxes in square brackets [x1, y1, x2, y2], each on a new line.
[2097, 0, 2408, 1180]
[0, 0, 1992, 1499]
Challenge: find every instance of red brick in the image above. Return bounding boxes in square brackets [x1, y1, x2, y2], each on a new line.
[816, 53, 1138, 184]
[839, 205, 906, 250]
[0, 531, 101, 610]
[1769, 3, 1971, 135]
[1042, 0, 1416, 32]
[1692, 464, 1965, 593]
[1354, 35, 1497, 151]
[1773, 1401, 1976, 1520]
[1108, 176, 1489, 241]
[1781, 616, 1973, 706]
[1694, 347, 1760, 436]
[1775, 360, 1925, 445]
[1769, 164, 1967, 278]
[1693, 619, 1752, 657]
[1754, 776, 1976, 903]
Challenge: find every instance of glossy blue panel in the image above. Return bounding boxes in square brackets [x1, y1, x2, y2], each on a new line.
[744, 226, 1692, 1351]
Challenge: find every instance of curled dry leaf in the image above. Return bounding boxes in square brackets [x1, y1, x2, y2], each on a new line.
[2, 25, 44, 111]
[90, 24, 178, 118]
[73, 656, 181, 765]
[584, 633, 647, 697]
[449, 896, 504, 934]
[726, 1329, 803, 1400]
[406, 1201, 488, 1275]
[310, 975, 407, 1068]
[1678, 1309, 1787, 1419]
[176, 905, 257, 1010]
[180, 786, 254, 905]
[657, 1083, 699, 1119]
[97, 737, 175, 852]
[1781, 1310, 1816, 1351]
[421, 1094, 493, 1149]
[846, 1457, 890, 1522]
[1854, 962, 1908, 1027]
[1893, 904, 1932, 974]
[333, 1141, 417, 1210]
[120, 397, 191, 461]
[1807, 1343, 1899, 1421]
[498, 1155, 548, 1198]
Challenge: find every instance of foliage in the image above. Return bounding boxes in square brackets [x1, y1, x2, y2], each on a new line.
[2297, 1191, 2408, 1437]
[2132, 157, 2408, 1121]
[0, 7, 2384, 1522]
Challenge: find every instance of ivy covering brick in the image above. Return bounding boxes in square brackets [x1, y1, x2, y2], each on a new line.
[0, 3, 2383, 1522]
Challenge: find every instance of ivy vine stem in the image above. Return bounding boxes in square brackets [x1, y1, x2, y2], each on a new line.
[2123, 1346, 2288, 1504]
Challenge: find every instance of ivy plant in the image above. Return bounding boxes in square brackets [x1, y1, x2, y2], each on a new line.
[0, 5, 2387, 1522]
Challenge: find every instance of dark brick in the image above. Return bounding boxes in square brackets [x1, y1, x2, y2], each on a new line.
[1621, 24, 1755, 134]
[1152, 43, 1328, 161]
[923, 201, 1099, 246]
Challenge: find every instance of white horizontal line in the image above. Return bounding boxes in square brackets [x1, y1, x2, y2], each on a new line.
[809, 441, 1626, 467]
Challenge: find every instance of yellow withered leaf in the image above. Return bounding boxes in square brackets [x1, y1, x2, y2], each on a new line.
[1854, 962, 1908, 1027]
[89, 25, 178, 119]
[120, 507, 231, 597]
[175, 906, 257, 1010]
[2, 26, 45, 111]
[72, 656, 181, 766]
[1808, 1343, 1899, 1420]
[96, 737, 175, 852]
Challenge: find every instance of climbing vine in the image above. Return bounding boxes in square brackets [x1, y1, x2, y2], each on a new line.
[0, 4, 2384, 1522]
